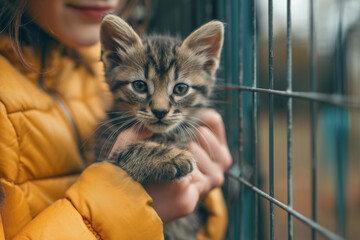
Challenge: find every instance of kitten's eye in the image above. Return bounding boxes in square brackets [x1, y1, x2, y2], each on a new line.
[173, 83, 189, 96]
[132, 80, 148, 93]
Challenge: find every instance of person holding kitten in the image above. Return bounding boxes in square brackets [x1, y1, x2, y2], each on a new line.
[0, 0, 232, 239]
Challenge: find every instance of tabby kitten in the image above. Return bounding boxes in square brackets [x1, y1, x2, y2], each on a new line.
[96, 14, 224, 239]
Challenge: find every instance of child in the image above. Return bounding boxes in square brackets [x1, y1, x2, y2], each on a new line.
[0, 0, 232, 239]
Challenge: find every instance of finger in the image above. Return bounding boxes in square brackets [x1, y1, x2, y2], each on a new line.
[198, 109, 227, 145]
[118, 127, 152, 144]
[195, 126, 232, 171]
[145, 175, 200, 223]
[189, 167, 211, 196]
[110, 127, 152, 154]
[189, 142, 224, 189]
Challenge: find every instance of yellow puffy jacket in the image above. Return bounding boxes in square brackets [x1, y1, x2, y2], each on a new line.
[0, 37, 227, 240]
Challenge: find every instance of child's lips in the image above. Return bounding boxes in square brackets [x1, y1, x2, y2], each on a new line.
[67, 4, 113, 21]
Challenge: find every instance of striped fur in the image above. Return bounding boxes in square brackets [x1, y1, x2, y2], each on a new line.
[96, 14, 224, 240]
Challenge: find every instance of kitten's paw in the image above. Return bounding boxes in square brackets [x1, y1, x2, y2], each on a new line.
[161, 150, 195, 181]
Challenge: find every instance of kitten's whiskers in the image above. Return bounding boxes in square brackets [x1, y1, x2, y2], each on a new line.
[99, 116, 137, 159]
[185, 119, 216, 163]
[82, 111, 133, 149]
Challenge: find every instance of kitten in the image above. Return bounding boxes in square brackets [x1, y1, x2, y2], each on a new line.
[96, 14, 224, 239]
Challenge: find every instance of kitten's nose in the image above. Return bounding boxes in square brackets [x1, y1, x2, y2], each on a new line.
[151, 109, 169, 119]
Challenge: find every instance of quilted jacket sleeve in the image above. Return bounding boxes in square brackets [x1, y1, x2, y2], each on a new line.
[198, 188, 228, 240]
[12, 162, 164, 240]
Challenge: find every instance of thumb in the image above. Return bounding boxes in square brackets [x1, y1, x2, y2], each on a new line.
[111, 126, 153, 153]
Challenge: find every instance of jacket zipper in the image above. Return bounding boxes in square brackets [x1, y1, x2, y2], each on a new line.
[38, 50, 86, 164]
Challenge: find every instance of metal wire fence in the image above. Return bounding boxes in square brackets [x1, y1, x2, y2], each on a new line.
[218, 0, 360, 239]
[148, 0, 360, 239]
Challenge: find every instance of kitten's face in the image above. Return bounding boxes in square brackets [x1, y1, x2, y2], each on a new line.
[100, 15, 223, 133]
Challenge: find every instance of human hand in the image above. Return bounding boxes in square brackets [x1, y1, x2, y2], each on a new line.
[189, 109, 233, 196]
[146, 109, 232, 223]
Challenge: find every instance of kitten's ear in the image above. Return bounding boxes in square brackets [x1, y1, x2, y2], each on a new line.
[100, 14, 143, 69]
[181, 21, 224, 75]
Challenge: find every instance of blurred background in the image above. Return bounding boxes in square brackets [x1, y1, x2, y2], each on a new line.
[124, 0, 360, 239]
